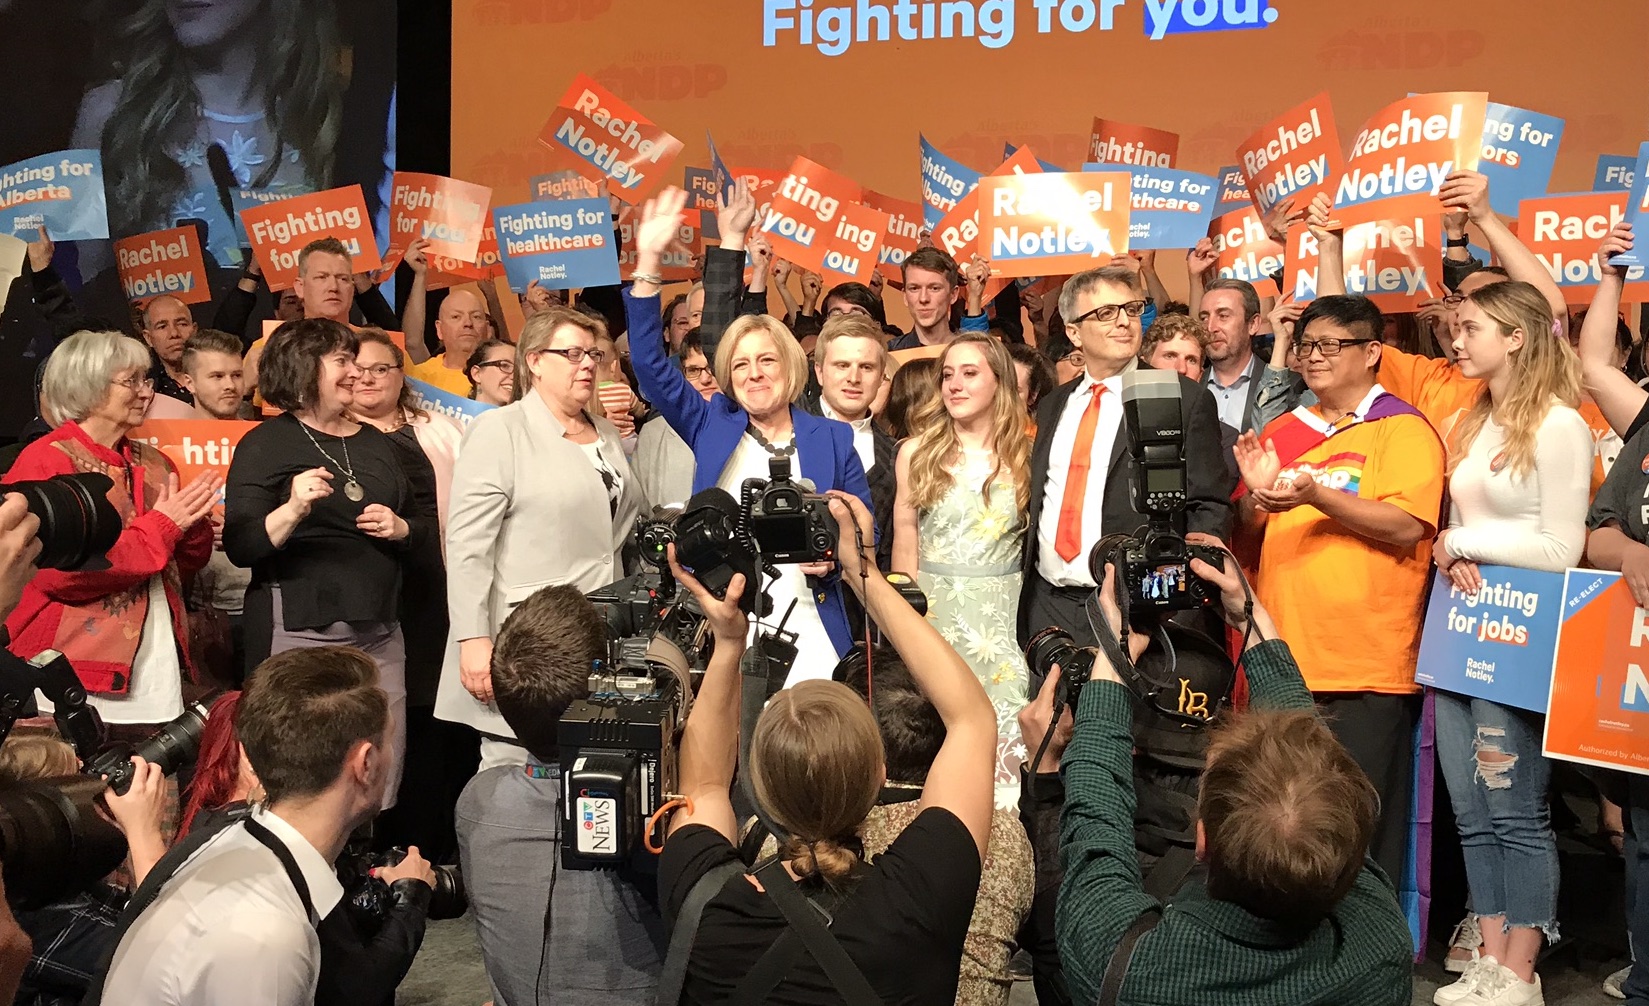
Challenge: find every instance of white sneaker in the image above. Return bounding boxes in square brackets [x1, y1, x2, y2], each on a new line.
[1434, 955, 1498, 1006]
[1446, 915, 1483, 974]
[1604, 965, 1631, 999]
[1458, 961, 1543, 1006]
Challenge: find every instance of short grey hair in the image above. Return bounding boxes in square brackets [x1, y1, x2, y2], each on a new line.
[1058, 264, 1144, 323]
[42, 330, 151, 425]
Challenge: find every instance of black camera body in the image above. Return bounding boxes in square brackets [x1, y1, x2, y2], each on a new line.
[742, 456, 837, 565]
[558, 676, 679, 871]
[1115, 370, 1217, 616]
[337, 845, 467, 930]
[84, 701, 210, 796]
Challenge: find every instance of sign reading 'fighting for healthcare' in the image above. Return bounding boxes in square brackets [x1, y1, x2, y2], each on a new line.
[979, 170, 1131, 276]
[492, 197, 620, 292]
[1085, 162, 1215, 249]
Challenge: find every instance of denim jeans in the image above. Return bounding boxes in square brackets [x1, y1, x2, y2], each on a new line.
[1433, 692, 1559, 939]
[1623, 774, 1649, 1004]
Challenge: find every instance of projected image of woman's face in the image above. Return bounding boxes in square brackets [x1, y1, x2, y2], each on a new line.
[166, 0, 264, 50]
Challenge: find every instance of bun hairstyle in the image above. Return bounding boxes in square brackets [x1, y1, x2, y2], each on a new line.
[749, 680, 885, 888]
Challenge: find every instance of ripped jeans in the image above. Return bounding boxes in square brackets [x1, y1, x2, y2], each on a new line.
[1433, 692, 1560, 940]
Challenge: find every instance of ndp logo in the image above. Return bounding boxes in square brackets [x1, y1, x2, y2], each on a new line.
[472, 0, 610, 25]
[593, 62, 728, 102]
[1317, 27, 1485, 71]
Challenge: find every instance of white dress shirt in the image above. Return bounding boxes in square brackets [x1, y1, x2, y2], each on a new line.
[823, 401, 877, 474]
[101, 807, 346, 1006]
[1037, 366, 1131, 587]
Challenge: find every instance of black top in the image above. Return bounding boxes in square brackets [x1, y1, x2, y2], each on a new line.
[659, 808, 980, 1006]
[385, 426, 448, 706]
[1590, 417, 1649, 541]
[224, 413, 431, 634]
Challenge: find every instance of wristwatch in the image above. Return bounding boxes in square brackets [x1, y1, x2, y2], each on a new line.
[1444, 235, 1470, 249]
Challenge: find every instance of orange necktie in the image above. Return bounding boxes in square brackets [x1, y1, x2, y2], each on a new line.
[1055, 384, 1105, 562]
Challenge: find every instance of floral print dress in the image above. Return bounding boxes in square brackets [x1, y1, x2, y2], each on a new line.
[916, 448, 1030, 809]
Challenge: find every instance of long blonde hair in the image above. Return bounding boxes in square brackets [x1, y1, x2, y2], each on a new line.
[1447, 280, 1581, 479]
[905, 334, 1031, 512]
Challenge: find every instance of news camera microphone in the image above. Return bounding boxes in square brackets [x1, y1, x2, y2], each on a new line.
[1121, 370, 1187, 516]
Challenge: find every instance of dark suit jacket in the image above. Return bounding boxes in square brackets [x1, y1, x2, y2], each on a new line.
[801, 381, 896, 572]
[1017, 368, 1235, 642]
[1206, 352, 1267, 435]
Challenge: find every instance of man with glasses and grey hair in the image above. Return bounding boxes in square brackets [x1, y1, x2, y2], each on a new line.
[1230, 292, 1445, 888]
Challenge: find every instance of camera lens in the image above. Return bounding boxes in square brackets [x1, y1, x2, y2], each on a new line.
[0, 776, 127, 909]
[7, 472, 123, 571]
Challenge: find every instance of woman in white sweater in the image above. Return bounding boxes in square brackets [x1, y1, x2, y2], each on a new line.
[1429, 280, 1590, 1006]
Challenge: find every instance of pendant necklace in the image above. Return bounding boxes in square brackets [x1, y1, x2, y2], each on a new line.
[299, 421, 365, 501]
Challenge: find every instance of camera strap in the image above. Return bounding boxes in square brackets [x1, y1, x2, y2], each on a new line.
[730, 858, 880, 1006]
[82, 813, 313, 1005]
[1095, 906, 1162, 1006]
[654, 860, 744, 1006]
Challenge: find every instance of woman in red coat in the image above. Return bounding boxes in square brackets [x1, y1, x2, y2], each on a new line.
[4, 331, 219, 730]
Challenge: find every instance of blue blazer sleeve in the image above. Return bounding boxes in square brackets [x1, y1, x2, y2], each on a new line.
[835, 424, 873, 511]
[625, 288, 713, 449]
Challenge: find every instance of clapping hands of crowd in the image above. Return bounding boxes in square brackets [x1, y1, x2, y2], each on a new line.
[153, 470, 224, 532]
[1235, 431, 1317, 513]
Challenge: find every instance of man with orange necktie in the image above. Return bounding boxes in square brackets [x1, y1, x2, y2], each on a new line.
[1017, 264, 1233, 659]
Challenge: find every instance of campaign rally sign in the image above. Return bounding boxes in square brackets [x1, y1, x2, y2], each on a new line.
[1607, 143, 1649, 269]
[921, 134, 980, 232]
[980, 171, 1131, 277]
[1207, 206, 1282, 297]
[1337, 92, 1487, 210]
[683, 166, 719, 209]
[1237, 92, 1343, 219]
[1281, 224, 1321, 303]
[427, 223, 504, 290]
[129, 419, 260, 519]
[0, 149, 108, 241]
[816, 201, 891, 286]
[1089, 118, 1178, 167]
[1086, 163, 1215, 250]
[1004, 143, 1068, 174]
[227, 182, 314, 248]
[618, 208, 701, 282]
[1214, 165, 1252, 215]
[1518, 191, 1649, 302]
[531, 170, 602, 202]
[933, 146, 1043, 264]
[492, 197, 619, 292]
[1596, 154, 1638, 193]
[383, 173, 492, 272]
[1415, 565, 1565, 712]
[862, 188, 924, 284]
[539, 73, 683, 203]
[759, 156, 864, 275]
[1545, 570, 1649, 775]
[1339, 194, 1445, 311]
[240, 185, 381, 291]
[114, 226, 211, 305]
[407, 378, 495, 429]
[1478, 102, 1564, 218]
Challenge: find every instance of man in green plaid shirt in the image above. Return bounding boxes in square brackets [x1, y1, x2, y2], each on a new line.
[1025, 543, 1413, 1006]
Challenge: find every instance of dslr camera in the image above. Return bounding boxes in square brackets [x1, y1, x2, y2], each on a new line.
[337, 842, 468, 928]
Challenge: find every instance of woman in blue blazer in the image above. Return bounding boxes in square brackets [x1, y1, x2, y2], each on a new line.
[625, 187, 871, 684]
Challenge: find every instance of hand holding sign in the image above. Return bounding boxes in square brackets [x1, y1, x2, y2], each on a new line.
[1262, 196, 1297, 242]
[1186, 237, 1218, 277]
[1439, 171, 1492, 225]
[1305, 193, 1340, 241]
[1600, 222, 1636, 278]
[1267, 295, 1305, 347]
[25, 228, 51, 272]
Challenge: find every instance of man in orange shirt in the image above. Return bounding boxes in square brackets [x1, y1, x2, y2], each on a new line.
[1235, 294, 1445, 884]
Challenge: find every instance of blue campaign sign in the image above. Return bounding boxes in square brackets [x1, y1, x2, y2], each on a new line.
[1004, 143, 1067, 174]
[1478, 103, 1564, 218]
[492, 197, 619, 293]
[1596, 154, 1637, 192]
[1415, 565, 1567, 712]
[228, 183, 315, 246]
[1214, 165, 1251, 215]
[706, 132, 734, 203]
[1087, 162, 1217, 250]
[0, 150, 109, 241]
[920, 134, 980, 232]
[406, 378, 495, 429]
[1608, 142, 1649, 269]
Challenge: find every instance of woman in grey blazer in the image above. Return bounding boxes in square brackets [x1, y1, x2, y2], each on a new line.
[434, 306, 644, 765]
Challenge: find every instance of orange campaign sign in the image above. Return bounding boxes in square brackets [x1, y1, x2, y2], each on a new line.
[1545, 571, 1649, 776]
[1280, 223, 1321, 302]
[1338, 194, 1445, 311]
[758, 156, 864, 275]
[1208, 206, 1283, 297]
[978, 171, 1132, 278]
[382, 172, 492, 272]
[113, 226, 211, 305]
[429, 222, 505, 290]
[539, 73, 684, 204]
[1337, 91, 1488, 210]
[1518, 191, 1649, 303]
[1089, 118, 1179, 167]
[862, 189, 924, 285]
[619, 208, 701, 282]
[129, 419, 260, 519]
[816, 200, 891, 287]
[1238, 92, 1344, 218]
[933, 146, 1044, 263]
[240, 185, 381, 291]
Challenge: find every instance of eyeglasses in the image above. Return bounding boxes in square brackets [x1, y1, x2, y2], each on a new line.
[358, 364, 403, 378]
[1062, 350, 1084, 366]
[1071, 300, 1148, 327]
[474, 360, 515, 374]
[538, 347, 606, 365]
[1442, 293, 1467, 307]
[1293, 338, 1376, 358]
[684, 364, 713, 381]
[110, 376, 155, 392]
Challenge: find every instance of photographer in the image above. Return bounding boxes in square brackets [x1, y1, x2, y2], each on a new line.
[454, 583, 665, 1005]
[658, 492, 997, 1004]
[93, 645, 396, 1004]
[1036, 539, 1412, 1006]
